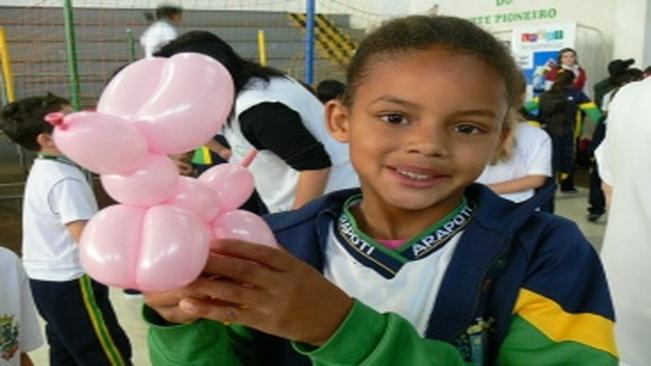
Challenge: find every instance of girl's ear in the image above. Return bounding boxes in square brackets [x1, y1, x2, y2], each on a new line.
[36, 132, 56, 150]
[325, 99, 351, 143]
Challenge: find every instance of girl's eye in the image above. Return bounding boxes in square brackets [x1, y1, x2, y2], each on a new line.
[380, 113, 408, 125]
[455, 124, 484, 135]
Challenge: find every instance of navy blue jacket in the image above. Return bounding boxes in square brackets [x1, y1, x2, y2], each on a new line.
[243, 184, 614, 364]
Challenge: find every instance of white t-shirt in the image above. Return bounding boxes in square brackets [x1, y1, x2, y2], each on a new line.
[324, 223, 464, 335]
[476, 123, 552, 203]
[224, 76, 359, 212]
[595, 78, 651, 366]
[0, 247, 44, 365]
[600, 89, 616, 113]
[22, 158, 97, 281]
[140, 20, 178, 58]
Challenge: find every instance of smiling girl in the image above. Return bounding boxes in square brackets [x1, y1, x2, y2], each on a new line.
[143, 16, 617, 365]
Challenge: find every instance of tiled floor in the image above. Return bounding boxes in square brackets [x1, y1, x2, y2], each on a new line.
[28, 188, 607, 365]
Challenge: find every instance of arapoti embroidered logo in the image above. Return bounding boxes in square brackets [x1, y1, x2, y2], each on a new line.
[337, 204, 474, 261]
[338, 216, 376, 256]
[410, 206, 473, 259]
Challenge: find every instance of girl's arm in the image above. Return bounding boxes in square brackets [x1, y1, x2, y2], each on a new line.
[293, 168, 331, 209]
[205, 139, 231, 161]
[496, 220, 618, 365]
[487, 125, 551, 197]
[144, 281, 258, 365]
[602, 182, 613, 209]
[50, 178, 96, 243]
[145, 296, 465, 366]
[293, 301, 465, 365]
[174, 240, 467, 366]
[239, 102, 333, 205]
[20, 353, 34, 366]
[65, 220, 87, 243]
[487, 175, 547, 195]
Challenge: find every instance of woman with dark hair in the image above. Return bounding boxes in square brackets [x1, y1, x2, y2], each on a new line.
[545, 47, 587, 91]
[156, 31, 358, 213]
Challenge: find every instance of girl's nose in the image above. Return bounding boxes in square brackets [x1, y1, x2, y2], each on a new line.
[405, 125, 450, 158]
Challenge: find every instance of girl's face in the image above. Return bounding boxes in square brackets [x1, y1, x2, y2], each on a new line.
[328, 47, 508, 217]
[560, 51, 576, 67]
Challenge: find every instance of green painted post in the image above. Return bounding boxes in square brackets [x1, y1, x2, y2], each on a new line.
[63, 0, 81, 110]
[126, 28, 136, 62]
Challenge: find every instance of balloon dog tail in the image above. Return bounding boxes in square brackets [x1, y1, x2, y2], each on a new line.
[240, 149, 258, 168]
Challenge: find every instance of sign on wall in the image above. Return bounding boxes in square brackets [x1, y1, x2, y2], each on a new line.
[511, 22, 576, 96]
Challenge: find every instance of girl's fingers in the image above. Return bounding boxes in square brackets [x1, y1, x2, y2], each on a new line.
[191, 276, 268, 306]
[203, 252, 284, 288]
[179, 297, 267, 326]
[143, 284, 206, 308]
[143, 291, 203, 325]
[210, 239, 294, 271]
[155, 305, 200, 325]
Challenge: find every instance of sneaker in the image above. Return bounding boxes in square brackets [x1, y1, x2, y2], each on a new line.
[586, 213, 602, 222]
[123, 288, 143, 298]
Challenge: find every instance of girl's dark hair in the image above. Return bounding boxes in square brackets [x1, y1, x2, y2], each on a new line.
[156, 5, 182, 20]
[144, 12, 155, 23]
[550, 70, 575, 92]
[156, 31, 285, 94]
[613, 67, 644, 86]
[1, 93, 69, 151]
[626, 68, 643, 82]
[556, 47, 577, 65]
[144, 5, 182, 23]
[316, 79, 346, 103]
[342, 15, 520, 110]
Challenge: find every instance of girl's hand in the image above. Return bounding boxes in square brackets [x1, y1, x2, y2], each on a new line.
[217, 147, 231, 161]
[143, 277, 234, 324]
[169, 153, 194, 176]
[178, 239, 353, 346]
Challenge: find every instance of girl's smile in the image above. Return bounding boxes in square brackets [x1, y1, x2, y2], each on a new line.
[387, 165, 449, 189]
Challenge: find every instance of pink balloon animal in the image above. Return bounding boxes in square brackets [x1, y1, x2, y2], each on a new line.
[46, 53, 277, 292]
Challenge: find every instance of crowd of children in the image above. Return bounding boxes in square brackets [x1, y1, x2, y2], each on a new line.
[2, 7, 650, 366]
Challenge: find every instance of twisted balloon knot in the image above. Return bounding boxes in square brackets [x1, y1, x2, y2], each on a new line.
[44, 112, 67, 130]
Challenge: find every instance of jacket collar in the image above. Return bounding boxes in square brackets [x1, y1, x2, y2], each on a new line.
[267, 183, 554, 240]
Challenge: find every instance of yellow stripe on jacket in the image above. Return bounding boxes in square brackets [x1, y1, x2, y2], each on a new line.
[513, 288, 618, 358]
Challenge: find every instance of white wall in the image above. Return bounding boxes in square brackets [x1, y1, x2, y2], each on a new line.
[646, 0, 651, 66]
[437, 0, 614, 41]
[613, 0, 651, 66]
[431, 0, 651, 82]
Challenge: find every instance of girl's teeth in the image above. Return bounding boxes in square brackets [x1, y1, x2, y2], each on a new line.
[397, 169, 430, 180]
